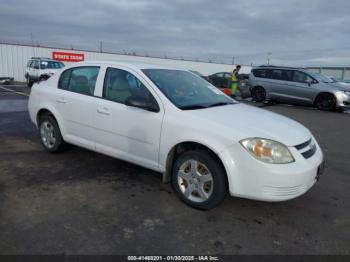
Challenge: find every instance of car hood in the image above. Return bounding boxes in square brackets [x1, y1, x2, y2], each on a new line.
[325, 82, 350, 91]
[189, 103, 311, 147]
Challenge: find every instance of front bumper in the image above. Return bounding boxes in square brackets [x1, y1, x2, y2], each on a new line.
[335, 92, 350, 108]
[219, 138, 324, 202]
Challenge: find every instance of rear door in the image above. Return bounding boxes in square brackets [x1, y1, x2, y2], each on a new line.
[93, 66, 164, 170]
[56, 66, 101, 149]
[268, 69, 295, 102]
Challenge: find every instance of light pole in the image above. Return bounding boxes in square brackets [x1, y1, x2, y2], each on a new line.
[267, 52, 272, 65]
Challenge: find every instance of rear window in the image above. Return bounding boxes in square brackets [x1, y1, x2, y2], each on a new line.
[58, 66, 100, 96]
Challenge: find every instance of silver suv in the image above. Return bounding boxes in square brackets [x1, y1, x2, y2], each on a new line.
[249, 66, 350, 111]
[25, 57, 65, 87]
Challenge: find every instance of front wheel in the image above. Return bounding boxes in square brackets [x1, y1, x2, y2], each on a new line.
[251, 86, 266, 102]
[172, 150, 227, 210]
[315, 93, 336, 111]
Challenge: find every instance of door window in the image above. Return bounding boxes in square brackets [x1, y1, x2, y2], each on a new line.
[58, 67, 100, 96]
[103, 68, 155, 105]
[252, 69, 270, 78]
[271, 69, 293, 81]
[293, 71, 313, 83]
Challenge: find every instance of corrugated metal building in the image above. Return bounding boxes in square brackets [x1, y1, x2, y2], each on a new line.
[307, 67, 350, 81]
[0, 43, 249, 82]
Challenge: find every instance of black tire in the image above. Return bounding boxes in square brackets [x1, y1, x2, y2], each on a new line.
[315, 93, 336, 111]
[38, 114, 66, 153]
[26, 77, 33, 87]
[171, 150, 227, 210]
[251, 86, 266, 102]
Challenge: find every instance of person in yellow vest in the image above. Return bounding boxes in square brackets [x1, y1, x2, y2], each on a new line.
[231, 65, 241, 96]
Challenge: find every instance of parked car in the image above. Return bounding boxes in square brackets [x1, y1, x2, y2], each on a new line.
[25, 57, 65, 87]
[28, 61, 324, 210]
[0, 77, 14, 85]
[249, 66, 350, 110]
[208, 72, 231, 88]
[189, 70, 211, 82]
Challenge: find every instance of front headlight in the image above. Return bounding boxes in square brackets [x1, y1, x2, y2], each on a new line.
[240, 138, 295, 164]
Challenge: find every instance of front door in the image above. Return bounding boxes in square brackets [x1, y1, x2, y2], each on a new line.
[93, 66, 164, 170]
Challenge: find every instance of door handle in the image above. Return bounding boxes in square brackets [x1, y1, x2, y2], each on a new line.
[97, 107, 110, 115]
[56, 97, 67, 104]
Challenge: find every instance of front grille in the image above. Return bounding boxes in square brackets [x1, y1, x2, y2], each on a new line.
[295, 139, 311, 150]
[295, 139, 317, 159]
[263, 185, 307, 197]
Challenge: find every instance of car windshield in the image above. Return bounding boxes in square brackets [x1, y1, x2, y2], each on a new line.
[142, 69, 235, 110]
[40, 61, 65, 69]
[307, 71, 335, 83]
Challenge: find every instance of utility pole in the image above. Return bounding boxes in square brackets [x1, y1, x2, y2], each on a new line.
[232, 56, 235, 65]
[99, 41, 103, 53]
[30, 32, 36, 56]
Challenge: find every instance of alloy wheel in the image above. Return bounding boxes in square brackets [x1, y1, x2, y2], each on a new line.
[177, 160, 214, 203]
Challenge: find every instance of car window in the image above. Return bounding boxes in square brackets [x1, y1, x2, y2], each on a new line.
[224, 73, 231, 78]
[271, 69, 293, 81]
[40, 61, 65, 69]
[103, 68, 154, 105]
[293, 71, 313, 83]
[216, 73, 224, 77]
[252, 69, 270, 78]
[58, 67, 99, 96]
[58, 69, 71, 90]
[27, 60, 33, 67]
[32, 60, 39, 69]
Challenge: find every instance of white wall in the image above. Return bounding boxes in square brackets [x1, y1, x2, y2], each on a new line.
[0, 43, 251, 82]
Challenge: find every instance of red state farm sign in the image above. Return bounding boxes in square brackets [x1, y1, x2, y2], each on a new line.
[52, 51, 85, 62]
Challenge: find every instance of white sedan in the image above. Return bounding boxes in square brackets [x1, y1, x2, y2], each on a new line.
[28, 61, 324, 209]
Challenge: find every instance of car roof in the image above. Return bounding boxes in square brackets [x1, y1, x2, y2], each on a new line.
[30, 57, 60, 61]
[72, 60, 183, 71]
[254, 65, 306, 70]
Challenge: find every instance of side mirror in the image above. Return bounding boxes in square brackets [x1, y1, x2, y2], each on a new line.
[125, 95, 159, 112]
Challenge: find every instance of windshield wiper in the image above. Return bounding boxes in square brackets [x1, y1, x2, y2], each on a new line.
[206, 102, 234, 108]
[179, 105, 208, 110]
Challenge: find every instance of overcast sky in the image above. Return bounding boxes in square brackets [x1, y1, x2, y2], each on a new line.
[1, 0, 350, 66]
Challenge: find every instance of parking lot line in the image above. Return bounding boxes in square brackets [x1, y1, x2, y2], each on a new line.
[0, 86, 29, 97]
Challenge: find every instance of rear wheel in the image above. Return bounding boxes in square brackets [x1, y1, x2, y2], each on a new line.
[315, 93, 336, 111]
[251, 86, 266, 102]
[26, 77, 33, 87]
[39, 115, 66, 153]
[171, 150, 227, 210]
